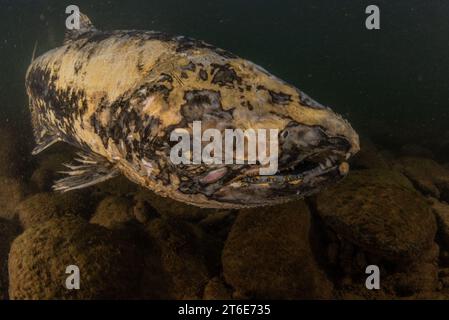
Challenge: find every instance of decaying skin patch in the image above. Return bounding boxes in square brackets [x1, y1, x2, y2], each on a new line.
[26, 24, 360, 208]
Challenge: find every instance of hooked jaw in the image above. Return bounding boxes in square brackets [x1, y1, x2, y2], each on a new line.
[196, 125, 359, 207]
[170, 107, 360, 207]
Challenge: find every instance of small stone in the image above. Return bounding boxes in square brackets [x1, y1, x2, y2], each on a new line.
[90, 196, 134, 229]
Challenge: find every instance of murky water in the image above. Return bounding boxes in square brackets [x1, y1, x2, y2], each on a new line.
[2, 0, 449, 153]
[1, 0, 449, 300]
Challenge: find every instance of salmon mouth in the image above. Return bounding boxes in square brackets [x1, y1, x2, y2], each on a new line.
[233, 150, 351, 188]
[205, 148, 353, 207]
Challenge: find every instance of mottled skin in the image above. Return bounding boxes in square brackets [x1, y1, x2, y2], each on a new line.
[26, 16, 359, 208]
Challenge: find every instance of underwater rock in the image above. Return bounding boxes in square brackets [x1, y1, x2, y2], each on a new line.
[16, 191, 94, 229]
[8, 215, 142, 300]
[134, 189, 212, 221]
[381, 243, 440, 298]
[222, 200, 334, 299]
[141, 216, 219, 299]
[0, 176, 26, 220]
[335, 243, 440, 299]
[90, 196, 135, 229]
[349, 136, 389, 170]
[203, 277, 233, 300]
[394, 157, 449, 200]
[316, 169, 437, 262]
[340, 168, 414, 191]
[0, 218, 21, 300]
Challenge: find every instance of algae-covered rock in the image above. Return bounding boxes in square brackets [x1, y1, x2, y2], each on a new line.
[222, 200, 333, 299]
[8, 216, 142, 300]
[342, 169, 415, 191]
[16, 191, 95, 229]
[316, 169, 437, 262]
[394, 157, 449, 200]
[141, 217, 218, 299]
[386, 245, 440, 297]
[90, 196, 134, 229]
[0, 218, 21, 300]
[336, 244, 440, 299]
[0, 176, 26, 220]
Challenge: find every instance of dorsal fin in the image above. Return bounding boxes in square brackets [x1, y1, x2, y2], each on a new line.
[64, 12, 97, 44]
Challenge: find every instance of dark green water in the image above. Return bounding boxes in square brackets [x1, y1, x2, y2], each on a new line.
[1, 0, 448, 158]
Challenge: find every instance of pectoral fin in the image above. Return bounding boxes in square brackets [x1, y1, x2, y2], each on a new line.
[53, 150, 119, 192]
[32, 134, 61, 155]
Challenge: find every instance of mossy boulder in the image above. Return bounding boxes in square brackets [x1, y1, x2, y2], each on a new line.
[394, 157, 449, 200]
[316, 169, 437, 262]
[16, 191, 95, 229]
[222, 200, 333, 299]
[8, 216, 142, 299]
[0, 218, 21, 300]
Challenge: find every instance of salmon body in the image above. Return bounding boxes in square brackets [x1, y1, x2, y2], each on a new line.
[26, 14, 359, 208]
